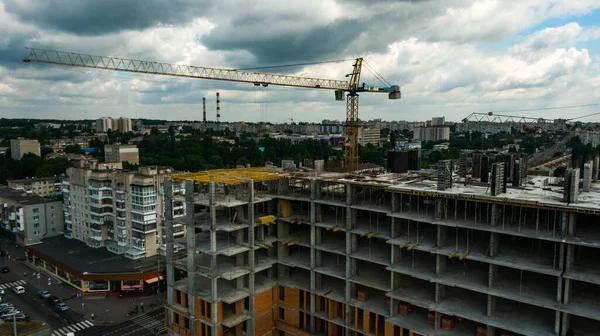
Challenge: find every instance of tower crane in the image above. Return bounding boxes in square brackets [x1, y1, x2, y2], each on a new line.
[22, 48, 400, 171]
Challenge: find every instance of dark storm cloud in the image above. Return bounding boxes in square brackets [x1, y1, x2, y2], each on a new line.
[3, 0, 211, 36]
[202, 18, 365, 65]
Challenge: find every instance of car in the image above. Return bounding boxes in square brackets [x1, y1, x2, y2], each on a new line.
[0, 310, 21, 319]
[0, 306, 14, 314]
[1, 267, 8, 273]
[0, 303, 13, 309]
[1, 313, 25, 322]
[55, 302, 69, 312]
[0, 289, 5, 295]
[38, 291, 51, 299]
[12, 286, 24, 295]
[47, 296, 59, 305]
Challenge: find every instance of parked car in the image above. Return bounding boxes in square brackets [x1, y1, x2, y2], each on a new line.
[38, 291, 51, 299]
[47, 296, 60, 305]
[0, 306, 14, 314]
[0, 310, 21, 319]
[12, 286, 24, 295]
[0, 303, 13, 310]
[1, 313, 25, 322]
[55, 302, 69, 312]
[1, 267, 8, 273]
[0, 289, 5, 295]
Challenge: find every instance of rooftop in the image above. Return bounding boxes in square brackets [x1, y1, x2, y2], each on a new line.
[172, 167, 288, 185]
[27, 236, 163, 275]
[8, 177, 58, 183]
[0, 187, 58, 206]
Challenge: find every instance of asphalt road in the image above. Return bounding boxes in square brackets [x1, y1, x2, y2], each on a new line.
[0, 261, 85, 331]
[86, 307, 166, 336]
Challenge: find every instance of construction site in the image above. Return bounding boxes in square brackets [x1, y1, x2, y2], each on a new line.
[162, 153, 600, 336]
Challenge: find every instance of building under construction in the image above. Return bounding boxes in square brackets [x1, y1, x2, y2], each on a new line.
[163, 159, 600, 336]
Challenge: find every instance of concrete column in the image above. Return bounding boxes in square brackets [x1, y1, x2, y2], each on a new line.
[184, 180, 196, 336]
[434, 312, 443, 330]
[434, 198, 443, 220]
[436, 255, 447, 275]
[345, 182, 352, 334]
[488, 264, 498, 287]
[208, 182, 219, 336]
[247, 180, 256, 335]
[163, 177, 176, 336]
[561, 312, 571, 336]
[568, 213, 577, 236]
[489, 232, 499, 257]
[437, 226, 447, 248]
[487, 325, 496, 335]
[309, 180, 316, 333]
[486, 294, 496, 316]
[490, 204, 499, 227]
[435, 283, 446, 303]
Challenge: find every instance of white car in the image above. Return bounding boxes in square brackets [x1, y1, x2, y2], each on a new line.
[0, 289, 5, 295]
[12, 286, 25, 295]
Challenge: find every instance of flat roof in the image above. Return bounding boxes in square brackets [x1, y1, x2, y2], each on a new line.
[27, 236, 163, 275]
[8, 177, 57, 183]
[0, 187, 58, 206]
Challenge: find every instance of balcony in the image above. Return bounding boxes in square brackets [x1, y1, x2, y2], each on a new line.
[132, 222, 157, 234]
[90, 233, 103, 241]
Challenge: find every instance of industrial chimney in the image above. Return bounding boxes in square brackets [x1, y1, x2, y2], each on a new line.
[202, 97, 206, 123]
[216, 92, 221, 123]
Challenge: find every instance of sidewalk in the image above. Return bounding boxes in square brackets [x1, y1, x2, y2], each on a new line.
[1, 237, 166, 325]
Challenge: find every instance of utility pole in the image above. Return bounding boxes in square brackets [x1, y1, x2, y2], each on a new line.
[13, 309, 16, 336]
[79, 293, 85, 317]
[157, 257, 160, 294]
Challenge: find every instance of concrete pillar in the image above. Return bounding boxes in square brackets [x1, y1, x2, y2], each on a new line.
[345, 182, 352, 334]
[486, 294, 496, 316]
[437, 226, 447, 248]
[487, 325, 496, 335]
[247, 180, 256, 335]
[490, 204, 499, 227]
[561, 312, 571, 336]
[488, 264, 498, 287]
[163, 177, 177, 336]
[434, 198, 443, 220]
[184, 180, 196, 336]
[435, 283, 446, 303]
[593, 156, 599, 183]
[436, 255, 447, 275]
[489, 232, 499, 257]
[309, 180, 317, 333]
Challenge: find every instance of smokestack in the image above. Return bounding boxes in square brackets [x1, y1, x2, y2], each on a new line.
[202, 97, 206, 123]
[216, 92, 221, 123]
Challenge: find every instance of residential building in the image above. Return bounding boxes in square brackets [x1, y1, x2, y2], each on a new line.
[163, 164, 600, 336]
[118, 117, 133, 133]
[0, 188, 63, 245]
[430, 116, 445, 126]
[414, 126, 450, 141]
[96, 117, 113, 133]
[8, 177, 62, 198]
[104, 144, 139, 165]
[357, 127, 381, 146]
[10, 139, 40, 159]
[63, 165, 184, 259]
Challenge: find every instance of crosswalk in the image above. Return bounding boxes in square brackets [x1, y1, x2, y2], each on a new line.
[131, 312, 166, 335]
[50, 320, 94, 336]
[0, 279, 26, 290]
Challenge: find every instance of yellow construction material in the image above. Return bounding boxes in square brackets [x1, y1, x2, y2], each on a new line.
[459, 253, 469, 260]
[448, 251, 458, 259]
[256, 243, 272, 249]
[367, 232, 378, 238]
[170, 167, 287, 185]
[407, 243, 419, 251]
[399, 242, 410, 248]
[332, 226, 343, 232]
[281, 200, 293, 218]
[259, 215, 276, 225]
[282, 240, 298, 246]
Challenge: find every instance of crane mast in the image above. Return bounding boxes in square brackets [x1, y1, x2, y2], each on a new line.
[23, 47, 401, 171]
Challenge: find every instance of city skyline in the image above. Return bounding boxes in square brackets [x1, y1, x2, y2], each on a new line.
[0, 1, 598, 122]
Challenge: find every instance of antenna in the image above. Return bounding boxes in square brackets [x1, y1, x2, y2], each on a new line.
[216, 92, 221, 123]
[202, 97, 206, 123]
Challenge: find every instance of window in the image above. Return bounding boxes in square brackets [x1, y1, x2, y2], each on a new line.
[33, 216, 40, 221]
[52, 228, 56, 232]
[33, 208, 39, 213]
[279, 307, 284, 320]
[50, 206, 55, 210]
[34, 223, 40, 228]
[279, 286, 285, 301]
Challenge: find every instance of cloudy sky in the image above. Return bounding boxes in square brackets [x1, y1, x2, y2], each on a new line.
[0, 0, 599, 123]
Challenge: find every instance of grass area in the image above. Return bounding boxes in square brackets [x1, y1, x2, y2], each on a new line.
[0, 320, 49, 336]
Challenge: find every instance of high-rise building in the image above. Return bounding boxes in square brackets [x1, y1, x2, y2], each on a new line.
[118, 117, 133, 133]
[357, 127, 381, 146]
[95, 117, 113, 133]
[164, 166, 600, 336]
[431, 116, 445, 126]
[10, 139, 40, 160]
[413, 126, 450, 141]
[0, 187, 63, 245]
[104, 144, 139, 165]
[63, 165, 185, 259]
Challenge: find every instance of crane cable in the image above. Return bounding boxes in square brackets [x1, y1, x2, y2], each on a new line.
[236, 58, 354, 71]
[363, 59, 392, 87]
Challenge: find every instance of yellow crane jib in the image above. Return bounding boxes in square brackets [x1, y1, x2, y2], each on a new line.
[22, 48, 400, 172]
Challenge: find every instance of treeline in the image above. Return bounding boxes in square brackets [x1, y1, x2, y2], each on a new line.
[0, 152, 70, 184]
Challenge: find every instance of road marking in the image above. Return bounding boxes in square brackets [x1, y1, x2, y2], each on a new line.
[50, 320, 94, 336]
[0, 279, 26, 289]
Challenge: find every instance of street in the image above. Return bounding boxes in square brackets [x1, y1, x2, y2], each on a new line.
[86, 307, 167, 336]
[0, 243, 86, 332]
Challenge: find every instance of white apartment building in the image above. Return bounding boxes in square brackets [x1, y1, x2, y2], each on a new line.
[95, 117, 133, 133]
[63, 164, 185, 260]
[357, 127, 381, 146]
[414, 126, 451, 141]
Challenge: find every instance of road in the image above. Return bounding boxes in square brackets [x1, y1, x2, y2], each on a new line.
[86, 307, 166, 336]
[0, 260, 85, 331]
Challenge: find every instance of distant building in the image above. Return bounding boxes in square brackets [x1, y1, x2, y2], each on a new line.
[414, 126, 450, 142]
[96, 117, 132, 133]
[0, 187, 63, 245]
[118, 117, 132, 133]
[7, 177, 62, 198]
[430, 116, 445, 126]
[95, 117, 113, 133]
[63, 166, 184, 258]
[320, 122, 345, 134]
[10, 139, 40, 160]
[357, 127, 381, 146]
[104, 144, 139, 165]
